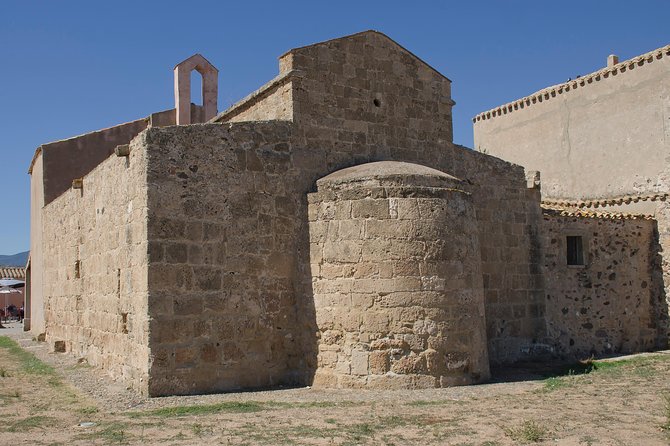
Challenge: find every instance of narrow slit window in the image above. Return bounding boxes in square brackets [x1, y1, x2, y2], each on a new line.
[566, 236, 584, 266]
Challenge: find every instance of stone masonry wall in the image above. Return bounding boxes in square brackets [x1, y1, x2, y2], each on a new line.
[140, 120, 543, 396]
[653, 168, 670, 341]
[280, 31, 546, 365]
[225, 80, 293, 123]
[654, 201, 670, 341]
[309, 163, 490, 389]
[542, 212, 666, 357]
[143, 122, 301, 396]
[544, 197, 670, 343]
[284, 31, 454, 150]
[41, 133, 150, 393]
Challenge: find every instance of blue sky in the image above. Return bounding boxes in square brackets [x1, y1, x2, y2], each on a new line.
[1, 1, 668, 255]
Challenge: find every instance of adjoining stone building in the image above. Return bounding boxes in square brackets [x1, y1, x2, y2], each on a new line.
[473, 44, 670, 350]
[27, 31, 668, 396]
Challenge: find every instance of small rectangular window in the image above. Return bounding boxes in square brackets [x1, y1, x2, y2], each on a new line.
[566, 236, 584, 266]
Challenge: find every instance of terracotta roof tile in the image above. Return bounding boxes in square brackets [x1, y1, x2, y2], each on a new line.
[474, 44, 670, 123]
[541, 204, 653, 221]
[0, 267, 25, 280]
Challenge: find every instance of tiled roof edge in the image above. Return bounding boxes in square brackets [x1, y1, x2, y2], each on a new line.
[541, 203, 654, 221]
[473, 44, 670, 123]
[0, 267, 26, 280]
[542, 193, 668, 209]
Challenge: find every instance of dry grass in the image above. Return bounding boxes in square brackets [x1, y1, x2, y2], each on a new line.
[1, 335, 669, 445]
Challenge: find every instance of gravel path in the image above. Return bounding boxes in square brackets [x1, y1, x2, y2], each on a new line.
[0, 321, 551, 412]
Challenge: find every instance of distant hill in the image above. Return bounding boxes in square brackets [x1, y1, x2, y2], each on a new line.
[0, 251, 29, 267]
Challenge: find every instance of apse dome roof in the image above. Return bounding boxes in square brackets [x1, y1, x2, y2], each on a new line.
[316, 161, 463, 190]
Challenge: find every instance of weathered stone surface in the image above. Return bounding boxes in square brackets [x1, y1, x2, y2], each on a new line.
[41, 134, 150, 394]
[542, 213, 665, 356]
[310, 162, 490, 388]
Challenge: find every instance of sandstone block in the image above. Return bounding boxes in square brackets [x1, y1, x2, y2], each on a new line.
[338, 220, 363, 240]
[175, 347, 197, 368]
[351, 349, 369, 375]
[368, 351, 390, 374]
[201, 343, 218, 363]
[165, 243, 188, 263]
[391, 352, 427, 374]
[312, 370, 338, 388]
[365, 220, 412, 239]
[351, 200, 389, 219]
[323, 243, 361, 263]
[394, 199, 420, 220]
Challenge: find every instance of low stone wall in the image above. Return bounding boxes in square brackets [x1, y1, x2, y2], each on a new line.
[309, 162, 490, 388]
[542, 211, 666, 357]
[41, 133, 150, 393]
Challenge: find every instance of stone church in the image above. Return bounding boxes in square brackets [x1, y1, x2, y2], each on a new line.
[25, 31, 669, 396]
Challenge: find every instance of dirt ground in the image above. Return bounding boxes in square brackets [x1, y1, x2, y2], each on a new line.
[0, 322, 669, 446]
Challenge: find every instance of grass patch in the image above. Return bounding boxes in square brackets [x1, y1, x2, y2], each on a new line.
[285, 424, 333, 437]
[589, 356, 664, 379]
[406, 399, 461, 407]
[4, 415, 55, 432]
[0, 337, 79, 407]
[76, 422, 131, 444]
[0, 390, 21, 403]
[96, 423, 129, 444]
[539, 360, 595, 378]
[344, 422, 376, 444]
[580, 435, 597, 445]
[382, 415, 413, 428]
[539, 354, 669, 392]
[662, 393, 670, 431]
[190, 422, 214, 436]
[504, 419, 547, 443]
[266, 400, 360, 409]
[128, 401, 265, 418]
[78, 406, 99, 415]
[221, 415, 422, 445]
[170, 431, 187, 441]
[0, 367, 9, 377]
[584, 355, 666, 372]
[225, 415, 419, 445]
[542, 376, 572, 392]
[0, 336, 59, 377]
[47, 376, 64, 387]
[128, 400, 361, 419]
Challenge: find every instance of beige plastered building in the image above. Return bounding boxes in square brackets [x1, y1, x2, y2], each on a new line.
[27, 32, 669, 396]
[474, 43, 670, 349]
